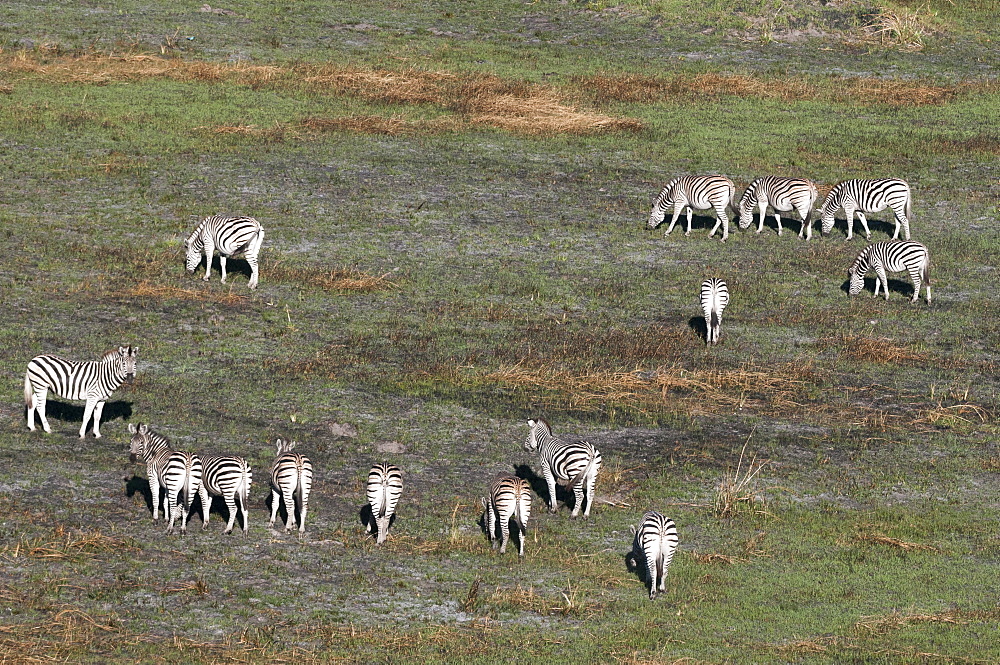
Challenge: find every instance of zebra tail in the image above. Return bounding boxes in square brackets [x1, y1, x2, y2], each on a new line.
[24, 372, 34, 409]
[923, 258, 931, 286]
[906, 193, 913, 223]
[566, 449, 596, 490]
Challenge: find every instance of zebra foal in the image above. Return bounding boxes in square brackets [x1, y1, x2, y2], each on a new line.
[185, 215, 265, 289]
[648, 175, 736, 242]
[24, 345, 138, 438]
[481, 473, 532, 557]
[820, 179, 913, 241]
[366, 463, 403, 545]
[700, 278, 729, 345]
[737, 176, 818, 239]
[128, 423, 203, 535]
[269, 439, 314, 533]
[631, 511, 679, 600]
[198, 454, 253, 536]
[523, 419, 602, 518]
[848, 241, 930, 303]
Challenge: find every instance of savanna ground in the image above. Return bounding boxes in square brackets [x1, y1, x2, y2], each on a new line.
[0, 1, 999, 662]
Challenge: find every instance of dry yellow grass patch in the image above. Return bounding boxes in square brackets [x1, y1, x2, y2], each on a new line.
[122, 281, 247, 304]
[263, 262, 397, 292]
[827, 334, 929, 365]
[2, 526, 129, 560]
[855, 609, 966, 635]
[843, 530, 939, 553]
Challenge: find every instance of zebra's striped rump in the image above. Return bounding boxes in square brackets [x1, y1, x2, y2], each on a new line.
[198, 454, 253, 535]
[737, 176, 818, 239]
[366, 463, 403, 545]
[128, 423, 203, 535]
[648, 175, 736, 241]
[820, 179, 912, 241]
[633, 511, 679, 600]
[481, 473, 532, 557]
[700, 278, 729, 345]
[269, 438, 314, 533]
[848, 240, 930, 303]
[524, 418, 602, 518]
[185, 215, 265, 289]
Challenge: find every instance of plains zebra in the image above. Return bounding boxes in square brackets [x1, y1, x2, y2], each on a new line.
[700, 278, 729, 345]
[523, 419, 602, 518]
[819, 179, 913, 241]
[269, 439, 314, 533]
[24, 345, 138, 438]
[184, 215, 265, 289]
[366, 463, 403, 545]
[632, 511, 679, 600]
[128, 423, 203, 535]
[198, 454, 252, 535]
[737, 176, 818, 239]
[481, 473, 532, 557]
[848, 240, 930, 303]
[647, 175, 737, 241]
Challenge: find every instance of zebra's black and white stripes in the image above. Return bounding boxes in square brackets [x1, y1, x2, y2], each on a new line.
[128, 423, 203, 535]
[366, 463, 403, 545]
[820, 179, 913, 241]
[269, 439, 314, 532]
[700, 278, 729, 345]
[848, 240, 930, 303]
[523, 419, 602, 518]
[633, 511, 679, 600]
[481, 473, 532, 557]
[185, 215, 265, 289]
[737, 176, 818, 239]
[24, 345, 138, 438]
[648, 175, 737, 241]
[198, 454, 253, 535]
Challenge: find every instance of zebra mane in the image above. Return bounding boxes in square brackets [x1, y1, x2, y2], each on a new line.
[821, 182, 848, 211]
[100, 348, 121, 361]
[184, 218, 208, 248]
[534, 417, 552, 433]
[849, 245, 872, 274]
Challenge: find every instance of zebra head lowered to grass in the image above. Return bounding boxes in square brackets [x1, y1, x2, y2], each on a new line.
[737, 176, 818, 239]
[819, 178, 913, 241]
[127, 423, 203, 535]
[700, 278, 729, 345]
[198, 453, 253, 536]
[848, 240, 931, 304]
[647, 175, 736, 242]
[24, 345, 138, 439]
[523, 418, 602, 518]
[184, 215, 265, 290]
[481, 473, 532, 557]
[269, 438, 314, 533]
[366, 463, 403, 545]
[630, 511, 679, 601]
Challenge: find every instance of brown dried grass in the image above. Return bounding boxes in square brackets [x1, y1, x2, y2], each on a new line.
[2, 527, 130, 560]
[688, 552, 739, 565]
[263, 261, 397, 292]
[847, 530, 939, 553]
[918, 403, 989, 429]
[855, 609, 965, 635]
[122, 281, 247, 304]
[827, 334, 929, 365]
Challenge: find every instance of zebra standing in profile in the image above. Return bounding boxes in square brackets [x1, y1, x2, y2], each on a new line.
[269, 439, 314, 533]
[631, 511, 679, 600]
[198, 453, 252, 536]
[366, 463, 403, 545]
[184, 215, 265, 289]
[848, 240, 930, 303]
[523, 419, 602, 518]
[738, 176, 818, 239]
[481, 473, 532, 557]
[128, 423, 203, 535]
[819, 178, 913, 241]
[24, 345, 138, 438]
[648, 175, 736, 242]
[701, 278, 729, 345]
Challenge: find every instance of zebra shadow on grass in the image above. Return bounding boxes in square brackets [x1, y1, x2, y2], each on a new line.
[190, 255, 254, 284]
[840, 277, 915, 300]
[687, 316, 709, 344]
[824, 216, 898, 240]
[124, 474, 211, 525]
[623, 536, 652, 594]
[124, 473, 155, 516]
[36, 400, 133, 431]
[647, 213, 724, 236]
[356, 502, 397, 540]
[513, 463, 587, 515]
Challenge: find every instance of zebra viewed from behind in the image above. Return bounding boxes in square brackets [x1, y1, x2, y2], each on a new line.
[366, 463, 403, 545]
[24, 345, 138, 438]
[128, 423, 203, 535]
[648, 175, 736, 242]
[849, 240, 930, 303]
[629, 511, 679, 600]
[481, 473, 532, 557]
[820, 178, 913, 241]
[185, 215, 265, 290]
[700, 278, 729, 345]
[523, 419, 602, 518]
[269, 439, 314, 533]
[198, 453, 252, 536]
[738, 176, 818, 239]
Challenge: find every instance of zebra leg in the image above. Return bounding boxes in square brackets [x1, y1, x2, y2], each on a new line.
[658, 552, 667, 593]
[238, 487, 249, 535]
[283, 490, 297, 531]
[773, 212, 783, 236]
[800, 207, 812, 240]
[664, 204, 683, 235]
[198, 485, 211, 530]
[685, 207, 694, 236]
[90, 400, 105, 438]
[542, 463, 558, 513]
[908, 267, 922, 303]
[299, 495, 308, 533]
[570, 482, 584, 518]
[583, 470, 597, 518]
[269, 488, 280, 527]
[224, 494, 238, 534]
[219, 255, 228, 284]
[33, 391, 52, 433]
[202, 241, 215, 281]
[756, 200, 767, 233]
[644, 545, 659, 600]
[80, 398, 98, 439]
[246, 231, 263, 289]
[857, 212, 871, 240]
[149, 475, 161, 522]
[876, 266, 890, 300]
[483, 498, 497, 548]
[499, 511, 510, 554]
[165, 490, 177, 534]
[843, 204, 855, 240]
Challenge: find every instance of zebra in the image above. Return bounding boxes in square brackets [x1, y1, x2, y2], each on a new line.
[269, 438, 314, 533]
[701, 278, 729, 345]
[523, 419, 602, 518]
[630, 511, 679, 601]
[647, 175, 736, 242]
[184, 215, 265, 290]
[127, 423, 203, 535]
[848, 240, 930, 303]
[737, 176, 818, 239]
[197, 454, 252, 536]
[819, 178, 913, 241]
[481, 473, 532, 557]
[366, 463, 403, 545]
[24, 345, 138, 439]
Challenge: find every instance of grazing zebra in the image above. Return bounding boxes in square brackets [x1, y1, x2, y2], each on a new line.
[648, 175, 736, 242]
[184, 215, 265, 289]
[738, 176, 818, 239]
[481, 473, 532, 557]
[819, 179, 913, 241]
[269, 439, 314, 533]
[848, 240, 930, 303]
[366, 463, 403, 545]
[128, 423, 203, 535]
[632, 511, 679, 600]
[198, 454, 252, 535]
[523, 419, 602, 518]
[700, 278, 729, 345]
[24, 345, 138, 438]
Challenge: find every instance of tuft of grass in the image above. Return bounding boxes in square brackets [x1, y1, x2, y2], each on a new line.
[854, 609, 965, 635]
[713, 435, 769, 519]
[865, 6, 932, 49]
[2, 527, 130, 561]
[848, 530, 940, 553]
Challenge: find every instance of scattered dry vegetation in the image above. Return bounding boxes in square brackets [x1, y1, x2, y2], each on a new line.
[263, 259, 397, 292]
[825, 334, 929, 365]
[1, 526, 130, 561]
[863, 6, 933, 49]
[855, 609, 967, 635]
[713, 437, 769, 519]
[842, 528, 939, 553]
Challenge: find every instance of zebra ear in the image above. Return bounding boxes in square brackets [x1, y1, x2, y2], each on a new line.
[274, 438, 283, 453]
[128, 423, 137, 434]
[119, 345, 126, 354]
[630, 524, 637, 536]
[288, 440, 298, 451]
[527, 419, 536, 428]
[130, 346, 139, 355]
[138, 423, 148, 434]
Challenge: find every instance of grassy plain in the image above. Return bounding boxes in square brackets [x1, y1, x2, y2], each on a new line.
[0, 1, 999, 662]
